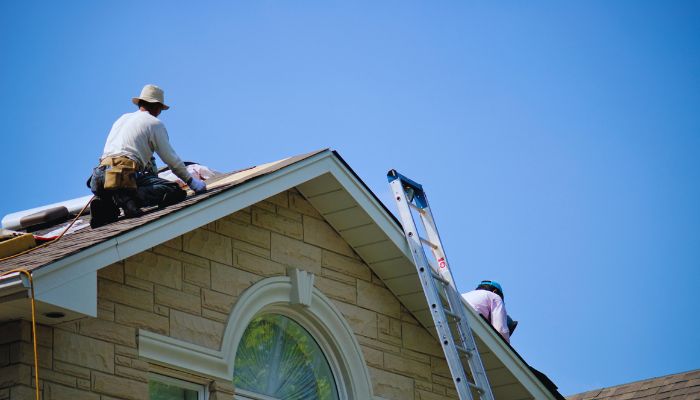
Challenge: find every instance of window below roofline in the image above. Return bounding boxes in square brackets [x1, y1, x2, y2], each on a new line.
[149, 373, 208, 400]
[139, 272, 374, 400]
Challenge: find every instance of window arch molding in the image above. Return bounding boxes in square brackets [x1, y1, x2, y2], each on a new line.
[139, 273, 374, 400]
[225, 274, 373, 400]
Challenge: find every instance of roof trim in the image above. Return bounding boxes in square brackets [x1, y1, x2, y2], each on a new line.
[4, 149, 556, 399]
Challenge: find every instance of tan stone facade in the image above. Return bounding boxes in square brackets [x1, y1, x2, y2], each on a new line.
[0, 189, 455, 400]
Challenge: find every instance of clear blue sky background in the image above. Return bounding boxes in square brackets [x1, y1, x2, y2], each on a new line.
[1, 1, 698, 395]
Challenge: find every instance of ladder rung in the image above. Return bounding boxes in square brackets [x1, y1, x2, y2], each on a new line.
[420, 237, 439, 249]
[467, 381, 486, 393]
[431, 271, 450, 285]
[444, 309, 461, 321]
[409, 202, 426, 215]
[455, 345, 472, 356]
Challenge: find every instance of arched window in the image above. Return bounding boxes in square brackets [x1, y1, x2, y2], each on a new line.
[234, 314, 339, 400]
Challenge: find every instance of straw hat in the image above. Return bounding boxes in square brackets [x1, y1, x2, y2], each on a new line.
[131, 84, 170, 110]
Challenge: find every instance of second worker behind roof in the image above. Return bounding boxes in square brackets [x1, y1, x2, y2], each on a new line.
[462, 280, 512, 343]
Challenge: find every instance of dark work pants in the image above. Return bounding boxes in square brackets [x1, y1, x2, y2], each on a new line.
[88, 166, 186, 211]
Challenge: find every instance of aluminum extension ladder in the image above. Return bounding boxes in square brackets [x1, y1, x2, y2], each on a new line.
[387, 170, 495, 400]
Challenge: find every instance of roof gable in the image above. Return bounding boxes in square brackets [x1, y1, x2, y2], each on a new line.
[0, 149, 560, 399]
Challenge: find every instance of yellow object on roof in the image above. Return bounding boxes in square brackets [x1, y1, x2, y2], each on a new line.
[0, 232, 36, 259]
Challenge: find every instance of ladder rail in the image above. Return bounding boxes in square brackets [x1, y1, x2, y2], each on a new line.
[388, 170, 495, 400]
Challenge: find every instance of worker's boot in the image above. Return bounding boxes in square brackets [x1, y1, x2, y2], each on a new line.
[122, 199, 143, 218]
[90, 197, 119, 228]
[158, 188, 187, 209]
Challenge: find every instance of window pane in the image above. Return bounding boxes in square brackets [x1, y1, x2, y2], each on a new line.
[149, 380, 199, 400]
[234, 314, 339, 400]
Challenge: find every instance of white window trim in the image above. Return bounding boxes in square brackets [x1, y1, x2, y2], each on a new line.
[149, 373, 208, 400]
[139, 273, 374, 400]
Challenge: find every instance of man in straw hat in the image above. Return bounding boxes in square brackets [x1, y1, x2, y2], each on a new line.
[87, 84, 207, 228]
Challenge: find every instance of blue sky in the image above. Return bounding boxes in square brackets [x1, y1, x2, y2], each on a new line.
[1, 1, 698, 395]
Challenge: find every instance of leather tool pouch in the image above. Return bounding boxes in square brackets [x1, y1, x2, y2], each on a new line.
[101, 156, 138, 190]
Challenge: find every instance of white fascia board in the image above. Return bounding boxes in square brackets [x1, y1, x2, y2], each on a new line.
[23, 150, 336, 315]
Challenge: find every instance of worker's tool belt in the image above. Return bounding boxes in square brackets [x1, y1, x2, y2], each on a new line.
[100, 156, 139, 190]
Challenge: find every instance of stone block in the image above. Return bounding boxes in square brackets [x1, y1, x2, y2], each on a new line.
[369, 367, 415, 400]
[54, 330, 114, 373]
[36, 368, 76, 387]
[202, 308, 229, 324]
[401, 322, 443, 357]
[124, 251, 182, 289]
[114, 304, 169, 335]
[289, 191, 322, 217]
[9, 385, 36, 400]
[184, 229, 232, 266]
[182, 282, 201, 296]
[184, 263, 210, 287]
[170, 310, 224, 349]
[124, 275, 154, 292]
[333, 301, 377, 339]
[115, 345, 138, 358]
[97, 263, 124, 283]
[384, 353, 431, 381]
[356, 336, 400, 354]
[10, 342, 51, 369]
[98, 279, 153, 312]
[276, 206, 302, 222]
[321, 267, 356, 285]
[252, 207, 303, 240]
[322, 251, 371, 281]
[235, 250, 286, 276]
[77, 378, 90, 391]
[265, 192, 289, 208]
[202, 289, 235, 314]
[417, 389, 452, 400]
[0, 364, 31, 387]
[91, 371, 147, 400]
[357, 280, 400, 318]
[430, 356, 450, 377]
[233, 239, 269, 258]
[155, 285, 201, 315]
[216, 218, 270, 249]
[45, 382, 99, 400]
[361, 345, 383, 368]
[314, 276, 356, 304]
[154, 244, 210, 269]
[115, 365, 148, 383]
[303, 216, 354, 257]
[163, 236, 182, 250]
[211, 262, 262, 296]
[271, 233, 322, 273]
[0, 321, 27, 345]
[0, 345, 9, 367]
[378, 315, 402, 346]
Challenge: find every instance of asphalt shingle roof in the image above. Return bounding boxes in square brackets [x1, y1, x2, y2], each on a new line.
[568, 369, 700, 400]
[0, 150, 323, 274]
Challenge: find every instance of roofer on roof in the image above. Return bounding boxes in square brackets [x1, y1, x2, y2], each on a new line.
[87, 84, 207, 228]
[462, 280, 512, 343]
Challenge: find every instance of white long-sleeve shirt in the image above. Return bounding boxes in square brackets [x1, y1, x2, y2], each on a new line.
[101, 111, 192, 183]
[462, 289, 510, 343]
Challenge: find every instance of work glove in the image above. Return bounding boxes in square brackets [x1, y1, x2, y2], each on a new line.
[188, 177, 207, 194]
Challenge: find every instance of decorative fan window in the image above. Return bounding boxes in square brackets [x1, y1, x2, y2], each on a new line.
[233, 314, 339, 400]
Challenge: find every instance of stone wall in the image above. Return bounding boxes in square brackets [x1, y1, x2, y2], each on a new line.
[0, 189, 455, 400]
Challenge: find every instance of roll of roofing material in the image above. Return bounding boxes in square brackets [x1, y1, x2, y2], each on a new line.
[1, 195, 92, 230]
[19, 206, 69, 230]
